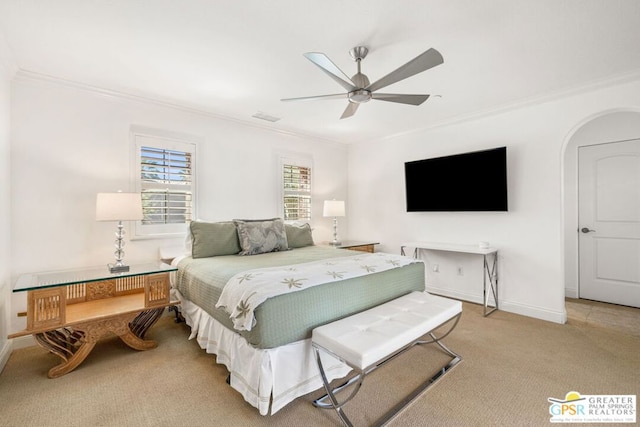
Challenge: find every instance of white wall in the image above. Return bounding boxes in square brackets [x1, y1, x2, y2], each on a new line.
[348, 77, 640, 323]
[9, 74, 348, 335]
[0, 31, 16, 369]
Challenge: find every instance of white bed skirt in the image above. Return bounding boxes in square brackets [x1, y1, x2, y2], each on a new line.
[172, 289, 352, 415]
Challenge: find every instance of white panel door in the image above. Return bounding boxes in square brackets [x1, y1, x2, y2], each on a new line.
[578, 139, 640, 307]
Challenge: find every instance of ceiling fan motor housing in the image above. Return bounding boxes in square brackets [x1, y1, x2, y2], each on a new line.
[349, 70, 372, 103]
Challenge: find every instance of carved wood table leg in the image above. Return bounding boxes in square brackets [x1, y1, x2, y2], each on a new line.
[118, 328, 158, 350]
[129, 308, 165, 339]
[47, 341, 96, 379]
[34, 329, 96, 379]
[119, 308, 164, 350]
[34, 310, 164, 378]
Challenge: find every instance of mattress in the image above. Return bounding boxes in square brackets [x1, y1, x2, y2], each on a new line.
[175, 245, 425, 348]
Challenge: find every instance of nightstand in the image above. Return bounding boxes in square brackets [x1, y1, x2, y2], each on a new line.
[9, 262, 178, 378]
[335, 241, 379, 253]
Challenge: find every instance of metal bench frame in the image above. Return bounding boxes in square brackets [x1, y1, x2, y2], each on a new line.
[312, 312, 462, 426]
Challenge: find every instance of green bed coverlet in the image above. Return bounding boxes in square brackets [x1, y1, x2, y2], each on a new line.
[176, 245, 425, 349]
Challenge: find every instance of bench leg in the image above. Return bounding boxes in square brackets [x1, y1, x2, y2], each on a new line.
[416, 313, 462, 358]
[313, 346, 361, 426]
[313, 369, 364, 410]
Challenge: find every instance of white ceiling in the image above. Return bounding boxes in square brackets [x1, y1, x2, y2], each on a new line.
[1, 0, 640, 144]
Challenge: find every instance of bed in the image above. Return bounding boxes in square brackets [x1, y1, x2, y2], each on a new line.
[171, 219, 425, 415]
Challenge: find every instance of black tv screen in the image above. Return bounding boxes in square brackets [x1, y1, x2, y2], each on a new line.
[404, 147, 508, 212]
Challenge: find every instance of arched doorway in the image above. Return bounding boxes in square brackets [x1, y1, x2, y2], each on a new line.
[562, 110, 640, 305]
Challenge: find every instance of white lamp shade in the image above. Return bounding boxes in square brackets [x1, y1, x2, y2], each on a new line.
[96, 192, 144, 221]
[323, 200, 345, 217]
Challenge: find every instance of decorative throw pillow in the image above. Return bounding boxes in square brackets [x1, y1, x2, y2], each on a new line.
[190, 221, 241, 258]
[285, 223, 314, 248]
[234, 218, 289, 256]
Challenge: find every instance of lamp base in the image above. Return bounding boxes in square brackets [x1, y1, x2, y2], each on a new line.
[108, 263, 130, 273]
[329, 240, 341, 246]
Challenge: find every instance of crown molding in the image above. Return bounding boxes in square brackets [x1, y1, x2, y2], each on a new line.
[13, 69, 347, 148]
[14, 66, 640, 148]
[376, 67, 640, 142]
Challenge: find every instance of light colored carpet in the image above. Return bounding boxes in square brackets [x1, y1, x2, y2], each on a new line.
[1, 300, 638, 426]
[565, 298, 640, 338]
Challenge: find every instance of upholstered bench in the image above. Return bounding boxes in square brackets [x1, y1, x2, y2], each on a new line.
[311, 291, 462, 426]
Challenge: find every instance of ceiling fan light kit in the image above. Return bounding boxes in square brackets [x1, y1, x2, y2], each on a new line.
[348, 89, 371, 104]
[281, 45, 443, 119]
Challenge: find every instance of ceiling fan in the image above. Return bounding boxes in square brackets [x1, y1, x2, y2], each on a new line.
[281, 46, 443, 119]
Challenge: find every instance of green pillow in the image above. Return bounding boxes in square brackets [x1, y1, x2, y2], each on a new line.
[285, 223, 314, 248]
[190, 221, 241, 258]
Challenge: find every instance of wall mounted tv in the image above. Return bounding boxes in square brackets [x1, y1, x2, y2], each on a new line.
[404, 146, 508, 212]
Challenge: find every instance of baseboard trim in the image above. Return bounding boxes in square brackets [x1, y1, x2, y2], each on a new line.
[0, 336, 37, 373]
[426, 286, 567, 324]
[500, 300, 567, 324]
[0, 339, 12, 374]
[565, 287, 579, 299]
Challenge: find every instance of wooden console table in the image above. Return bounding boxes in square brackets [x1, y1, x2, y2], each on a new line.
[9, 263, 178, 378]
[335, 240, 379, 253]
[401, 242, 499, 316]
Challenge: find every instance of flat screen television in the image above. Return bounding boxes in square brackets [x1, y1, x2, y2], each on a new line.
[404, 147, 508, 212]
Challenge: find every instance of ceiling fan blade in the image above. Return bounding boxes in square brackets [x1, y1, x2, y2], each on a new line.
[281, 93, 346, 102]
[366, 48, 443, 93]
[371, 93, 430, 105]
[304, 52, 357, 92]
[340, 102, 359, 119]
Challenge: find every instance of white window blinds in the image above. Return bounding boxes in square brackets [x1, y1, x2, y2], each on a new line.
[132, 128, 197, 238]
[283, 163, 311, 221]
[140, 146, 193, 224]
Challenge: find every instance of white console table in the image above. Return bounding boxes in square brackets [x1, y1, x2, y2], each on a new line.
[400, 242, 499, 316]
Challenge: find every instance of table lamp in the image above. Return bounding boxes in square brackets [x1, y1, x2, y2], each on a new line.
[323, 200, 345, 246]
[96, 192, 144, 273]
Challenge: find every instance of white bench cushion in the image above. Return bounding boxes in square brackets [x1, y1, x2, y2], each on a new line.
[312, 291, 462, 370]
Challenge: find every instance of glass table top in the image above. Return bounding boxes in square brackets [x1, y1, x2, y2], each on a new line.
[14, 262, 177, 293]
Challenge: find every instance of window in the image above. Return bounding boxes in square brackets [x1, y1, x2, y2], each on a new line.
[140, 146, 192, 224]
[281, 158, 312, 221]
[132, 128, 197, 238]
